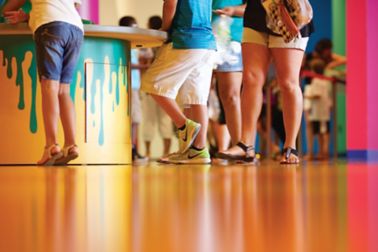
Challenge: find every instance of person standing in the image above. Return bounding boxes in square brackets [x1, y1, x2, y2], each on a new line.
[212, 0, 245, 148]
[141, 0, 216, 164]
[140, 15, 173, 158]
[2, 0, 84, 165]
[217, 0, 313, 164]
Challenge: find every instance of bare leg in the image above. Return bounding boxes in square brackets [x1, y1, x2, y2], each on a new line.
[132, 123, 138, 148]
[221, 43, 270, 156]
[38, 79, 61, 163]
[58, 84, 78, 152]
[163, 139, 171, 156]
[305, 112, 314, 159]
[216, 71, 242, 145]
[151, 95, 186, 128]
[145, 141, 151, 158]
[319, 133, 330, 160]
[213, 122, 231, 152]
[271, 48, 305, 163]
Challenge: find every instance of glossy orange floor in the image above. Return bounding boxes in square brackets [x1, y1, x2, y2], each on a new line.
[0, 161, 377, 252]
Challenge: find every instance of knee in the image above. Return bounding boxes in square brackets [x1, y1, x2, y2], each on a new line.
[243, 70, 265, 89]
[58, 85, 71, 97]
[220, 91, 240, 106]
[278, 78, 300, 94]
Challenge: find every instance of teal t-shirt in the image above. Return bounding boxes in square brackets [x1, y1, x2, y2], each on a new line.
[170, 0, 216, 50]
[212, 0, 244, 42]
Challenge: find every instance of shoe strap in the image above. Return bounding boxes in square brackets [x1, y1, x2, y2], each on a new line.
[236, 142, 255, 153]
[62, 144, 78, 157]
[44, 144, 60, 158]
[282, 147, 298, 160]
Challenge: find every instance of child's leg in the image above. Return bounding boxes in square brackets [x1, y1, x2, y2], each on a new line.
[58, 84, 76, 147]
[38, 80, 61, 163]
[319, 133, 330, 159]
[145, 141, 151, 157]
[151, 95, 186, 128]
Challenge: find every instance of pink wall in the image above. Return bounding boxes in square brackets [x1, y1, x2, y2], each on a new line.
[347, 0, 368, 150]
[368, 0, 378, 149]
[78, 0, 99, 24]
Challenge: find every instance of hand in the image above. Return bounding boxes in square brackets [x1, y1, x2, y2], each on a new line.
[3, 10, 29, 24]
[213, 7, 235, 16]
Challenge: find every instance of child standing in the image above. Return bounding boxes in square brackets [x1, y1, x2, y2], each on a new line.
[119, 16, 149, 164]
[141, 0, 216, 164]
[140, 16, 173, 158]
[304, 59, 333, 160]
[2, 0, 84, 165]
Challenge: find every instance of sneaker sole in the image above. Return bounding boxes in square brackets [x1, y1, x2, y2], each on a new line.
[175, 158, 211, 165]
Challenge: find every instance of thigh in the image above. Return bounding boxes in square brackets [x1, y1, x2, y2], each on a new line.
[242, 42, 271, 86]
[61, 24, 83, 84]
[216, 71, 243, 97]
[34, 22, 67, 81]
[270, 48, 304, 85]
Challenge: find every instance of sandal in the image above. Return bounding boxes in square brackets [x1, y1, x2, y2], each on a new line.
[216, 142, 258, 164]
[37, 144, 63, 166]
[280, 147, 300, 165]
[55, 144, 79, 165]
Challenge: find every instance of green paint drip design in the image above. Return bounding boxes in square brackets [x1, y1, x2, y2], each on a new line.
[1, 36, 128, 145]
[28, 53, 38, 133]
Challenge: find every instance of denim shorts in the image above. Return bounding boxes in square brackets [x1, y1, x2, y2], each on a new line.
[34, 21, 83, 84]
[215, 41, 243, 72]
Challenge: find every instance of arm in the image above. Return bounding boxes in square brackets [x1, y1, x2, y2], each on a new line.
[1, 0, 26, 14]
[326, 53, 347, 69]
[161, 0, 177, 32]
[213, 4, 246, 17]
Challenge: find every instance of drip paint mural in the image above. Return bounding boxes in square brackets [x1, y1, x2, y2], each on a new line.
[0, 35, 131, 164]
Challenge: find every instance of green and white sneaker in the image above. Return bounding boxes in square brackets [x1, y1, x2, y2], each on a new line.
[177, 119, 201, 153]
[164, 147, 211, 164]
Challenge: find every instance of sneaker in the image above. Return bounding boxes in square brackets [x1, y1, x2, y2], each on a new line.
[177, 119, 201, 153]
[132, 148, 148, 164]
[164, 147, 211, 164]
[157, 152, 179, 164]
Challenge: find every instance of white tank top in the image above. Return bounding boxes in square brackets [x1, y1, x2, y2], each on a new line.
[29, 0, 83, 33]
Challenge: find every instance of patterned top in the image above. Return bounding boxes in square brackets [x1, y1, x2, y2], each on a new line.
[243, 0, 314, 37]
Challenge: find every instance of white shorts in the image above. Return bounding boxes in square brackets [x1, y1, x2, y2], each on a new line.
[242, 28, 309, 51]
[141, 43, 215, 105]
[131, 89, 142, 124]
[141, 92, 173, 141]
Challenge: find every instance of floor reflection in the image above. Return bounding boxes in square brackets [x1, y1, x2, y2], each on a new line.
[0, 162, 377, 252]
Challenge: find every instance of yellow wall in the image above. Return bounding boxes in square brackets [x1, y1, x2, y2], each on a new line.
[99, 0, 162, 28]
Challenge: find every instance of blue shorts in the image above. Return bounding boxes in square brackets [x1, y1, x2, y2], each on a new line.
[34, 21, 83, 84]
[215, 41, 243, 72]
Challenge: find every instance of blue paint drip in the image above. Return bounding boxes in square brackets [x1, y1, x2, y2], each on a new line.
[90, 79, 97, 114]
[115, 79, 120, 106]
[108, 75, 113, 94]
[99, 77, 104, 146]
